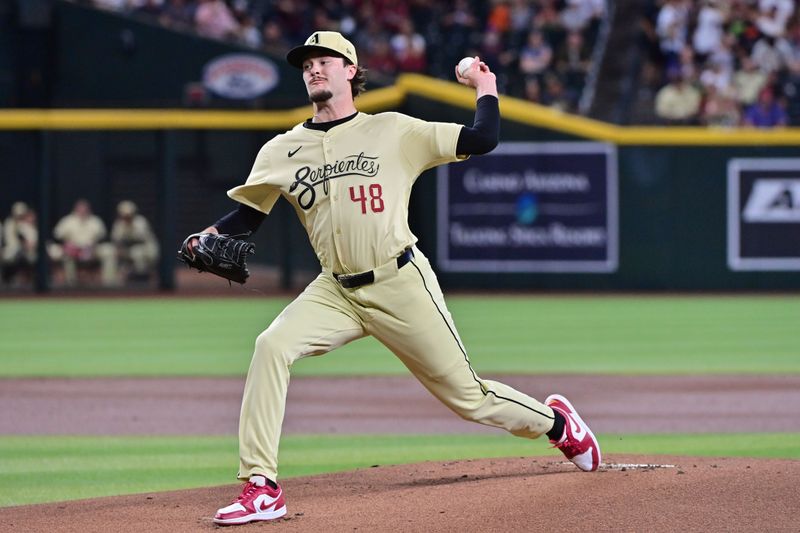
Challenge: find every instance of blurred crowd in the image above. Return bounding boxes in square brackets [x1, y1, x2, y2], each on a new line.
[640, 0, 799, 126]
[75, 0, 607, 113]
[0, 199, 158, 288]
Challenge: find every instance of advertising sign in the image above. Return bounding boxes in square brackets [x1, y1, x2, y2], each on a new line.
[437, 142, 618, 272]
[203, 54, 279, 100]
[728, 159, 800, 271]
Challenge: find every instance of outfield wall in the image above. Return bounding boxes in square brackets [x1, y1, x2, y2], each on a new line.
[1, 77, 799, 291]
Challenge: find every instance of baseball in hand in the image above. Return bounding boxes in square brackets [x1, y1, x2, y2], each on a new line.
[457, 56, 475, 77]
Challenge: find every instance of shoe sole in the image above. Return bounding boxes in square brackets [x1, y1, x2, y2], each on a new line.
[546, 393, 602, 472]
[213, 504, 287, 525]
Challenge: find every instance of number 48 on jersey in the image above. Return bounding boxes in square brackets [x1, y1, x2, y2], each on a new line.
[349, 184, 384, 214]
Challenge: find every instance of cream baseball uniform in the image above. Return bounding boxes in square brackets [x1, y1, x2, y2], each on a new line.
[228, 111, 556, 482]
[2, 215, 37, 263]
[111, 214, 159, 275]
[50, 211, 118, 286]
[53, 212, 107, 248]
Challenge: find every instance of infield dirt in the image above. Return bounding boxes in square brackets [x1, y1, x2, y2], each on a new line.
[2, 455, 798, 532]
[2, 375, 799, 532]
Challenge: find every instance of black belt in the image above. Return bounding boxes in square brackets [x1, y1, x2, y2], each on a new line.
[334, 248, 414, 289]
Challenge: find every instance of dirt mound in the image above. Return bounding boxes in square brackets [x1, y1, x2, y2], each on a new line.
[2, 455, 798, 533]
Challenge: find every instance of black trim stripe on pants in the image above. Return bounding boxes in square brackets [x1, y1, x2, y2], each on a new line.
[409, 260, 553, 420]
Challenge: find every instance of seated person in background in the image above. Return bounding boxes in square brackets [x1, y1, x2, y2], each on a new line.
[2, 202, 38, 285]
[49, 199, 117, 287]
[111, 200, 159, 281]
[655, 68, 702, 125]
[742, 86, 788, 127]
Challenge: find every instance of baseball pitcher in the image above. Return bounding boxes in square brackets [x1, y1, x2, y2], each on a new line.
[184, 31, 601, 526]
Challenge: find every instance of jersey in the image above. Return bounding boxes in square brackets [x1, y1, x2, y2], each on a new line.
[227, 112, 464, 274]
[111, 215, 157, 248]
[228, 110, 571, 487]
[53, 214, 107, 248]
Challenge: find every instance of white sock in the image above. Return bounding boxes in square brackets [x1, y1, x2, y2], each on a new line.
[249, 475, 267, 487]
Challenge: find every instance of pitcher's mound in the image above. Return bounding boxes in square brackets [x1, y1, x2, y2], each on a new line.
[2, 455, 798, 532]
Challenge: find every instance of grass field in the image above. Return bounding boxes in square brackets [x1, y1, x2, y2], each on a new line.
[1, 433, 799, 507]
[1, 295, 798, 508]
[0, 296, 798, 376]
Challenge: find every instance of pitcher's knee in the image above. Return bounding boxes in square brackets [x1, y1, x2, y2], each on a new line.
[253, 330, 295, 368]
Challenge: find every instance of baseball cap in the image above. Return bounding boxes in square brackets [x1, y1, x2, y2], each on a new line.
[117, 200, 137, 216]
[11, 201, 28, 217]
[286, 31, 358, 69]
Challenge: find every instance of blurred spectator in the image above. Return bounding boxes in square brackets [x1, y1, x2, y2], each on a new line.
[542, 73, 570, 111]
[708, 33, 736, 74]
[371, 0, 410, 33]
[519, 30, 553, 82]
[159, 0, 196, 31]
[655, 69, 702, 124]
[261, 19, 290, 54]
[80, 0, 609, 118]
[487, 1, 511, 34]
[533, 0, 566, 51]
[755, 0, 795, 39]
[507, 0, 535, 48]
[439, 0, 479, 72]
[734, 55, 768, 106]
[783, 23, 800, 80]
[364, 36, 398, 79]
[49, 199, 117, 287]
[699, 61, 732, 94]
[561, 0, 604, 36]
[742, 86, 788, 127]
[390, 18, 427, 73]
[309, 5, 336, 33]
[637, 2, 666, 93]
[782, 23, 800, 124]
[656, 0, 691, 70]
[111, 200, 159, 282]
[642, 0, 798, 126]
[692, 0, 726, 63]
[267, 0, 311, 44]
[555, 30, 591, 111]
[2, 202, 38, 286]
[677, 44, 698, 83]
[523, 76, 543, 104]
[700, 85, 741, 127]
[729, 1, 762, 56]
[477, 29, 514, 92]
[194, 0, 239, 41]
[354, 18, 389, 65]
[751, 35, 791, 74]
[238, 14, 263, 48]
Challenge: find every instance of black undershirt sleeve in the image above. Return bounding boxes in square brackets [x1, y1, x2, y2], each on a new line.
[456, 95, 499, 155]
[213, 203, 266, 236]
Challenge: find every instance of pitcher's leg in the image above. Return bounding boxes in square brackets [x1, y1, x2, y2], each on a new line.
[238, 275, 364, 481]
[364, 253, 555, 439]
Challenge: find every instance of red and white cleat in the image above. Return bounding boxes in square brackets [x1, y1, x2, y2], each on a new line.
[213, 477, 287, 526]
[545, 394, 602, 472]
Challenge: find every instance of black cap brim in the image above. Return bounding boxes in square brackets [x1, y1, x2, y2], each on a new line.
[286, 45, 347, 69]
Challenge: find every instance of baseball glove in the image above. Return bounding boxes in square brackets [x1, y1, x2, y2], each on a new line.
[177, 232, 255, 284]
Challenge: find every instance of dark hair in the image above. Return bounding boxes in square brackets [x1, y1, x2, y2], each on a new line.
[345, 59, 367, 98]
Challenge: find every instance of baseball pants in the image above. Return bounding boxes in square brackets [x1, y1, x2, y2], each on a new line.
[237, 247, 556, 481]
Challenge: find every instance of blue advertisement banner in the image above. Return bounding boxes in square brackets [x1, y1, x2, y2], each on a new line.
[436, 142, 618, 272]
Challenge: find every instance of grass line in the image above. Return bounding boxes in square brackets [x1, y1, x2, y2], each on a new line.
[0, 433, 797, 507]
[0, 296, 798, 376]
